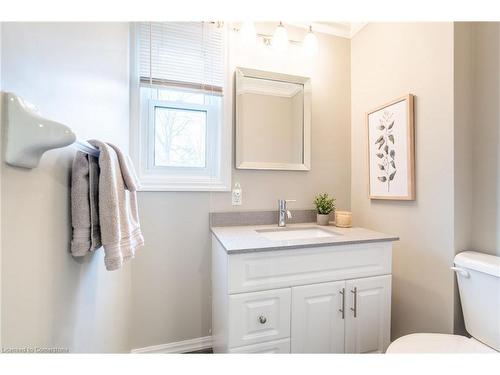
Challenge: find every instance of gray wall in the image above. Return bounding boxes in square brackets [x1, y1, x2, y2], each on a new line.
[351, 23, 458, 339]
[0, 21, 3, 349]
[453, 21, 500, 334]
[130, 26, 352, 349]
[1, 23, 132, 352]
[469, 23, 500, 256]
[453, 22, 474, 335]
[454, 22, 500, 257]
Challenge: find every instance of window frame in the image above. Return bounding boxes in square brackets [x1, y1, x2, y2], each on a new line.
[129, 22, 232, 192]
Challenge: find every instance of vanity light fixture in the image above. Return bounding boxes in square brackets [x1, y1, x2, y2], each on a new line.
[272, 21, 289, 51]
[234, 22, 319, 55]
[303, 25, 319, 56]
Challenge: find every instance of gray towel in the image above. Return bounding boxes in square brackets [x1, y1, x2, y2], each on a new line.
[88, 140, 144, 271]
[70, 141, 144, 271]
[70, 152, 101, 255]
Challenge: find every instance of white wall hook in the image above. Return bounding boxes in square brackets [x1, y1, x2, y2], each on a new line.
[3, 92, 77, 168]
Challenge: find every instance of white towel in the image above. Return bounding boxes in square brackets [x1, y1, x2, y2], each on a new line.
[88, 140, 144, 271]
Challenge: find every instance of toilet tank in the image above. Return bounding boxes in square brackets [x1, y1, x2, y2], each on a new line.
[454, 251, 500, 351]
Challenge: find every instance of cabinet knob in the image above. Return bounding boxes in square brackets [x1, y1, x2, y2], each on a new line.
[258, 315, 267, 324]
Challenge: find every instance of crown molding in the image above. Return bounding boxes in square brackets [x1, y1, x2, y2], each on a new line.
[286, 22, 367, 39]
[349, 23, 368, 38]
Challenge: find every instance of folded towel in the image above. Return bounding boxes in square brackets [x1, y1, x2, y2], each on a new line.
[70, 152, 101, 256]
[88, 140, 144, 271]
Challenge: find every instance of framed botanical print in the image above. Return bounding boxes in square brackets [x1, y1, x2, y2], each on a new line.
[367, 94, 415, 200]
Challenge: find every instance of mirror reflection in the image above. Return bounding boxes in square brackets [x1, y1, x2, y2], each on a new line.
[235, 68, 311, 170]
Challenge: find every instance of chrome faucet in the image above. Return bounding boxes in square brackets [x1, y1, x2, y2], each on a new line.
[278, 199, 296, 227]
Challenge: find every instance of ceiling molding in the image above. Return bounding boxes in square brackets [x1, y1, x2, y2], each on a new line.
[349, 23, 368, 38]
[286, 22, 367, 39]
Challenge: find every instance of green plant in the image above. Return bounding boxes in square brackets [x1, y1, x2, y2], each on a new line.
[313, 193, 336, 215]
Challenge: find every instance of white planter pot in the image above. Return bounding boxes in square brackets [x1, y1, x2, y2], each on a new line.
[316, 213, 330, 226]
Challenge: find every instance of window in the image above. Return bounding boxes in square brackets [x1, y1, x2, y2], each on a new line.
[130, 22, 231, 191]
[153, 106, 207, 168]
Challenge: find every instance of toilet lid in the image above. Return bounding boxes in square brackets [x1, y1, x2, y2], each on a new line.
[386, 333, 497, 353]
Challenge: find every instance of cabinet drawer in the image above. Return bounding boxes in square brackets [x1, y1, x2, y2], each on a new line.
[228, 242, 392, 293]
[229, 338, 290, 353]
[228, 288, 291, 348]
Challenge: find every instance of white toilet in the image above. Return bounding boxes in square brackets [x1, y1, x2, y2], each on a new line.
[387, 251, 500, 353]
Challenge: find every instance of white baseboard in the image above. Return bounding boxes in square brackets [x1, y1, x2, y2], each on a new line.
[131, 336, 212, 354]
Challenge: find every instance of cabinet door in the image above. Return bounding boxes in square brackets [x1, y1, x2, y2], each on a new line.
[291, 281, 346, 353]
[345, 275, 391, 353]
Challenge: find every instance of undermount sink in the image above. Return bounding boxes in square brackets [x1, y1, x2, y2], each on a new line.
[255, 227, 342, 241]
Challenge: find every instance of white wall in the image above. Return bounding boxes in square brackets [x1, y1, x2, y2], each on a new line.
[351, 23, 457, 339]
[130, 24, 351, 349]
[1, 23, 131, 352]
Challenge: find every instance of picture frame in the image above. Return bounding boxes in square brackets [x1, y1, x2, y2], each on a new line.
[367, 94, 415, 200]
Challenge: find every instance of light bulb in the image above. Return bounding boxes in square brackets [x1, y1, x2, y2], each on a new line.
[303, 25, 319, 56]
[240, 21, 256, 45]
[272, 22, 288, 51]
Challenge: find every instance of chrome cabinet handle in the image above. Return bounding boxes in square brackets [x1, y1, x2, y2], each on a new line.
[258, 315, 267, 324]
[350, 287, 357, 318]
[339, 288, 345, 319]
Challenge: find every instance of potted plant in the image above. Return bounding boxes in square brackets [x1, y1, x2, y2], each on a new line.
[313, 193, 335, 226]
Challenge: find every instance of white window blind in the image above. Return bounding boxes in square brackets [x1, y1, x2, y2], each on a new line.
[139, 22, 225, 93]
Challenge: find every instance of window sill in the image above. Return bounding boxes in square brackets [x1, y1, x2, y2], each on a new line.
[137, 176, 231, 192]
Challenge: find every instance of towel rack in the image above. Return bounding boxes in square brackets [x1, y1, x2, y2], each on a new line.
[74, 139, 100, 158]
[3, 92, 100, 168]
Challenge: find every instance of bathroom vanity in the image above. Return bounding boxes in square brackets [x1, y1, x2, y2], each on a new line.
[211, 224, 398, 353]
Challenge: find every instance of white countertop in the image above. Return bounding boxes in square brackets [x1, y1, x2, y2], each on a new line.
[211, 223, 399, 254]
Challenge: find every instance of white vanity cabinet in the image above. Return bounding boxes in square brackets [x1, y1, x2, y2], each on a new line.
[211, 234, 394, 354]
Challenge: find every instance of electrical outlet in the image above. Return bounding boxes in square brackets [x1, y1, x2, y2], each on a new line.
[232, 182, 242, 206]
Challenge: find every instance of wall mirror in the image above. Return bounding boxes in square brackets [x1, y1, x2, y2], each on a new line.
[235, 67, 311, 170]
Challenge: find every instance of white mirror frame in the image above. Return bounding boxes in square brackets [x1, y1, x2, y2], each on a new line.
[235, 67, 311, 171]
